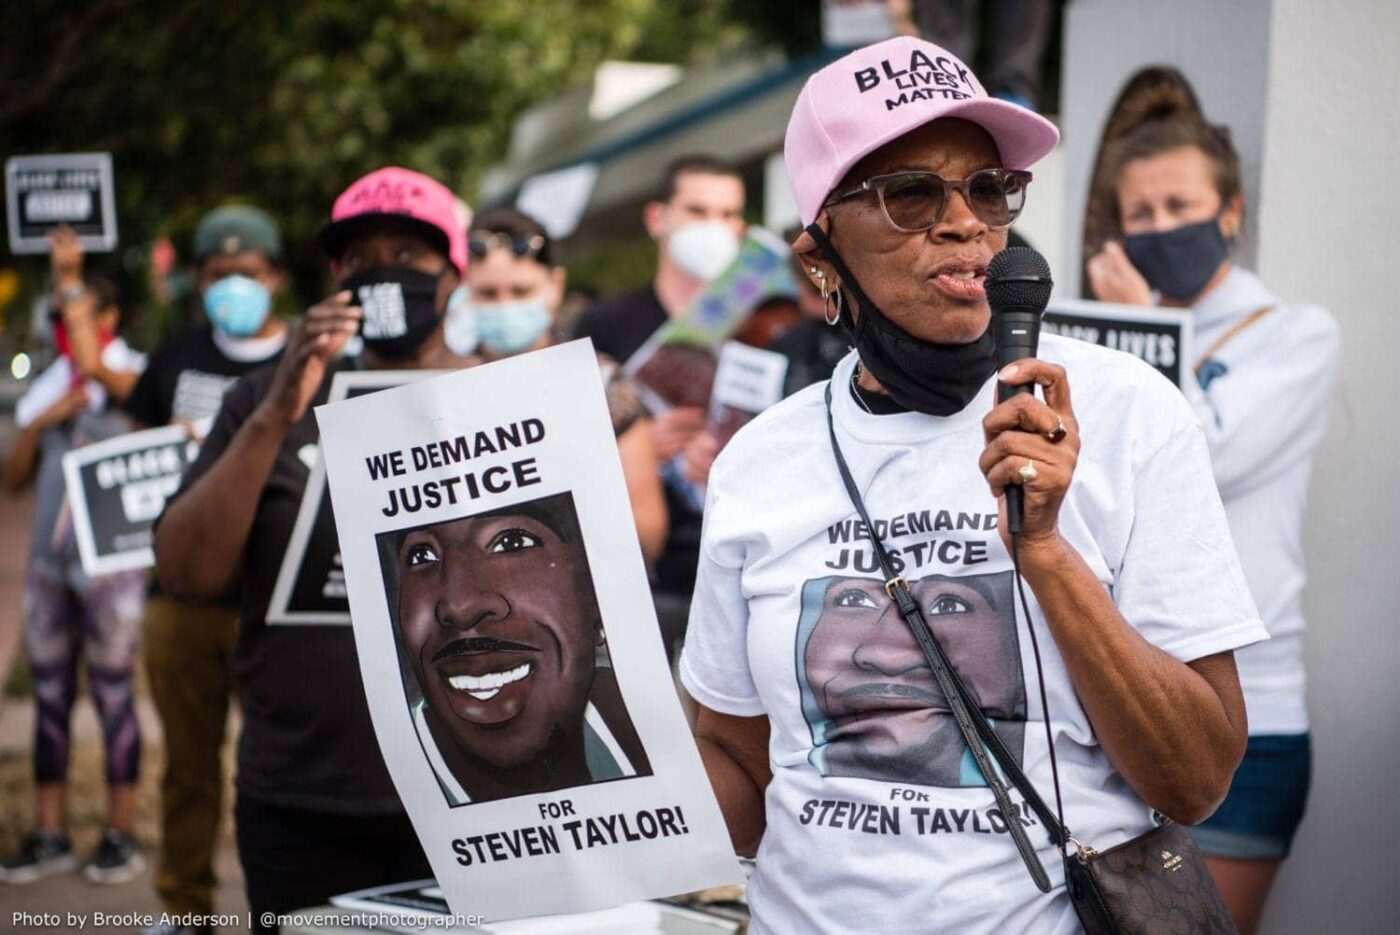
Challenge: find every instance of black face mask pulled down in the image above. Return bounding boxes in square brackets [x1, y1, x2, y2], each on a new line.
[1122, 217, 1229, 302]
[341, 266, 446, 360]
[806, 224, 996, 417]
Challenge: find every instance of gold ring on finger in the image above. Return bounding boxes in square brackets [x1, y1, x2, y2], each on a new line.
[1018, 459, 1038, 484]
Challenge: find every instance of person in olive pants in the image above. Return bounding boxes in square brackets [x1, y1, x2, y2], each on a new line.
[143, 597, 238, 927]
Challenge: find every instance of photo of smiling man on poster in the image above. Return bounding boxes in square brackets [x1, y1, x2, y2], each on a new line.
[376, 491, 652, 806]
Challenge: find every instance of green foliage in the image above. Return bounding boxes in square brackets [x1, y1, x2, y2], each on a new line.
[0, 0, 772, 326]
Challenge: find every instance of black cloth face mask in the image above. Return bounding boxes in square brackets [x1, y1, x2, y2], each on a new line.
[1122, 217, 1229, 302]
[806, 223, 996, 417]
[342, 266, 446, 360]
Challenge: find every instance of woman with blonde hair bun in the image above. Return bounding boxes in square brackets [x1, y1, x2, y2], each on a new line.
[1084, 65, 1340, 935]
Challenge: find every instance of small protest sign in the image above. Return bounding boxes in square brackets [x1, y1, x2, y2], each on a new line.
[706, 341, 789, 449]
[267, 370, 440, 625]
[1043, 299, 1194, 389]
[5, 153, 118, 254]
[61, 425, 198, 576]
[624, 228, 795, 412]
[314, 340, 742, 923]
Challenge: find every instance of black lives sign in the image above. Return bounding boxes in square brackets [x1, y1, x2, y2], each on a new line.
[5, 153, 117, 253]
[1043, 307, 1186, 387]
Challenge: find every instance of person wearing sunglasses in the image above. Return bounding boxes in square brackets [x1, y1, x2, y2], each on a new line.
[680, 37, 1264, 934]
[464, 207, 668, 567]
[1083, 67, 1339, 935]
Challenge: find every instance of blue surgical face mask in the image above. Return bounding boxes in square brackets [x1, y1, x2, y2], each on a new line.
[473, 296, 553, 356]
[203, 275, 271, 336]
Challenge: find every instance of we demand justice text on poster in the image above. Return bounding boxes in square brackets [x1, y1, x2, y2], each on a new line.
[314, 341, 742, 923]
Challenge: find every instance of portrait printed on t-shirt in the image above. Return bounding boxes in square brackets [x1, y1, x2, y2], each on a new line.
[795, 571, 1026, 787]
[376, 491, 652, 806]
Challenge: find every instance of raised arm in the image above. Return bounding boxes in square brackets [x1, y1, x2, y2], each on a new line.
[155, 293, 361, 598]
[978, 359, 1250, 823]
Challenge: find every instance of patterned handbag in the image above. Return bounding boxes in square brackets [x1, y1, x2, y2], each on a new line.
[823, 382, 1238, 934]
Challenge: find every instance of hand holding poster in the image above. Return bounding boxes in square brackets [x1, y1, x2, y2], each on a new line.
[1043, 299, 1194, 389]
[624, 228, 795, 412]
[314, 341, 741, 923]
[61, 424, 199, 576]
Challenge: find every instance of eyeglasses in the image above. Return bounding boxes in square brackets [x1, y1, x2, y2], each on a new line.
[824, 168, 1032, 232]
[468, 231, 547, 260]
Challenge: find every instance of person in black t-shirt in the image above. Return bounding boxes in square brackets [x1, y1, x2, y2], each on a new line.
[572, 156, 747, 656]
[126, 205, 290, 935]
[154, 168, 470, 934]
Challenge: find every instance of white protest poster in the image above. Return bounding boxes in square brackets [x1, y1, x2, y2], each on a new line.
[61, 425, 198, 576]
[1043, 299, 1194, 390]
[5, 153, 118, 254]
[706, 341, 788, 449]
[515, 163, 599, 241]
[314, 340, 742, 924]
[267, 370, 441, 625]
[821, 0, 898, 47]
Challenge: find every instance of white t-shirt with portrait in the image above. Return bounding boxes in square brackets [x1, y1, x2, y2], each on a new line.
[680, 336, 1266, 935]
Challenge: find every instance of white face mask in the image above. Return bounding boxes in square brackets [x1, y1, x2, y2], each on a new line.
[667, 219, 741, 282]
[443, 285, 478, 356]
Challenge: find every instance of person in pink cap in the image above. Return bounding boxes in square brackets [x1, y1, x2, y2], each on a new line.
[680, 37, 1262, 933]
[153, 167, 474, 933]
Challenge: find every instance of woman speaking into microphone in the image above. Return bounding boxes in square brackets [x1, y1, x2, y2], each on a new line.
[680, 37, 1264, 933]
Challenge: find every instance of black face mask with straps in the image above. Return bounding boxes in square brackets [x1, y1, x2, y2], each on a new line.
[805, 223, 996, 417]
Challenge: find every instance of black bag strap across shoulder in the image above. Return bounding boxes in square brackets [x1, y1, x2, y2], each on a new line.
[823, 381, 1071, 892]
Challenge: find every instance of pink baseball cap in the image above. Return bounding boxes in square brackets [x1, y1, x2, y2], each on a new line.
[785, 36, 1059, 225]
[318, 166, 468, 273]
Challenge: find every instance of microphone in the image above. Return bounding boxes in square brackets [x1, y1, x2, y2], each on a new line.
[985, 246, 1054, 536]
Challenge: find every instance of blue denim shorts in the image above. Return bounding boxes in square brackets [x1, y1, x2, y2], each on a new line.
[1191, 733, 1311, 860]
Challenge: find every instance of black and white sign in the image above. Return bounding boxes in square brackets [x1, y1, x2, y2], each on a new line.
[1043, 299, 1194, 390]
[5, 153, 118, 254]
[267, 370, 441, 625]
[61, 425, 199, 576]
[314, 341, 741, 923]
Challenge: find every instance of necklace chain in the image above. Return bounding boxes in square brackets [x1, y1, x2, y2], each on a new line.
[850, 362, 875, 415]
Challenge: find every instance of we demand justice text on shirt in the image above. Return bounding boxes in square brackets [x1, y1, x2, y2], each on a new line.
[680, 336, 1266, 935]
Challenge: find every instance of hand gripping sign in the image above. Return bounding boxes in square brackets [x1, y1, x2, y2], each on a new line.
[314, 340, 742, 924]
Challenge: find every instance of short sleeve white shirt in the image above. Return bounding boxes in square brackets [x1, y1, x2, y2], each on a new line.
[681, 336, 1265, 935]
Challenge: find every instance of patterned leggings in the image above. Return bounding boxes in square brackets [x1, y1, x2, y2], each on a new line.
[22, 566, 146, 786]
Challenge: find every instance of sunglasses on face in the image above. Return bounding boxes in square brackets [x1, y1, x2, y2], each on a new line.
[824, 168, 1032, 232]
[468, 231, 546, 260]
